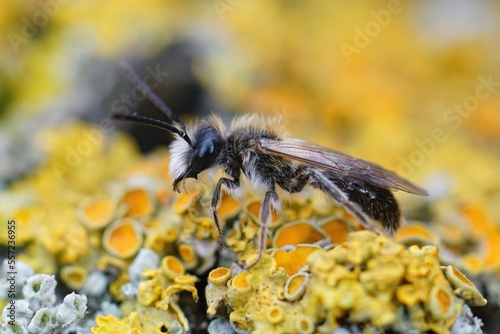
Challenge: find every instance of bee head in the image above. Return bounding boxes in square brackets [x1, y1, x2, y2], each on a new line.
[112, 64, 226, 191]
[170, 125, 224, 190]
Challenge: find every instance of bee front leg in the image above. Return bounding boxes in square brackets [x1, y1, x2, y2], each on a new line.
[245, 189, 280, 270]
[211, 177, 240, 248]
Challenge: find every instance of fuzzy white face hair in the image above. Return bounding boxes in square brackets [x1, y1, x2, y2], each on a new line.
[168, 134, 193, 183]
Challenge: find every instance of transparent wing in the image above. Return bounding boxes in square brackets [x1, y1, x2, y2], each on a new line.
[257, 138, 428, 196]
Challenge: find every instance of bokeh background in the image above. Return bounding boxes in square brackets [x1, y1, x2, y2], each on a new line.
[1, 0, 500, 332]
[1, 0, 500, 199]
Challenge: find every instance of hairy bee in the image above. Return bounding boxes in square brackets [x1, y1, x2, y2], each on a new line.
[113, 63, 428, 268]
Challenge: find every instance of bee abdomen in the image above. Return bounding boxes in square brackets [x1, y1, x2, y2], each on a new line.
[323, 172, 401, 233]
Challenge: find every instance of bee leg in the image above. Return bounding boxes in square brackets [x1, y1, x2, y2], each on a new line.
[245, 189, 280, 270]
[309, 169, 381, 235]
[211, 177, 240, 248]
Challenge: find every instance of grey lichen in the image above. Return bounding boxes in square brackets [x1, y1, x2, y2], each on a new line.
[450, 304, 484, 334]
[27, 307, 57, 333]
[0, 261, 88, 334]
[120, 248, 159, 299]
[22, 275, 57, 311]
[208, 318, 236, 334]
[80, 271, 108, 298]
[55, 293, 88, 327]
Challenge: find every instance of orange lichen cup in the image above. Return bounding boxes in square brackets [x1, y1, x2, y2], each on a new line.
[284, 273, 309, 301]
[217, 194, 241, 219]
[160, 256, 185, 280]
[231, 271, 251, 290]
[272, 245, 323, 276]
[208, 267, 232, 286]
[319, 216, 351, 244]
[273, 221, 327, 248]
[444, 265, 487, 307]
[123, 188, 155, 217]
[79, 197, 115, 230]
[265, 306, 284, 325]
[102, 219, 143, 258]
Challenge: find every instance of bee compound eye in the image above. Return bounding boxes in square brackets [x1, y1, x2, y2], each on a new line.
[197, 140, 215, 158]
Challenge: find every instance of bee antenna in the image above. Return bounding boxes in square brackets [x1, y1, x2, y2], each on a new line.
[112, 113, 192, 146]
[116, 62, 192, 146]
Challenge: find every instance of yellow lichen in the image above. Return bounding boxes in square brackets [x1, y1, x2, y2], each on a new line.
[159, 283, 199, 311]
[164, 227, 180, 243]
[206, 269, 231, 315]
[57, 220, 91, 264]
[174, 274, 197, 286]
[482, 232, 500, 269]
[93, 302, 187, 334]
[97, 255, 128, 273]
[436, 223, 467, 247]
[444, 265, 487, 307]
[460, 253, 484, 274]
[177, 244, 198, 270]
[359, 256, 405, 294]
[397, 284, 424, 307]
[137, 278, 162, 306]
[193, 216, 219, 241]
[394, 223, 437, 246]
[92, 314, 137, 334]
[223, 255, 302, 334]
[298, 232, 466, 333]
[60, 265, 88, 290]
[107, 253, 200, 332]
[10, 206, 45, 244]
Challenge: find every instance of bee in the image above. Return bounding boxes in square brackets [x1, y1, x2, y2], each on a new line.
[113, 63, 428, 269]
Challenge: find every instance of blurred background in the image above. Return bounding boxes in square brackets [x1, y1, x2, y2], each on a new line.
[1, 0, 499, 196]
[0, 0, 499, 330]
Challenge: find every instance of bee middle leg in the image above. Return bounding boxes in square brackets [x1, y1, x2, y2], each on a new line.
[245, 189, 280, 270]
[211, 177, 240, 248]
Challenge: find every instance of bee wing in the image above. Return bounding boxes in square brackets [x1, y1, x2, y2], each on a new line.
[258, 138, 428, 196]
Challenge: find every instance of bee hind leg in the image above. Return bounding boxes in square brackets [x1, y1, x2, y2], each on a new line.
[309, 169, 381, 235]
[211, 177, 240, 248]
[245, 189, 280, 270]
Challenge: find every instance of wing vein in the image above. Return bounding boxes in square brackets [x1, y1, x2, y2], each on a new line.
[258, 138, 428, 196]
